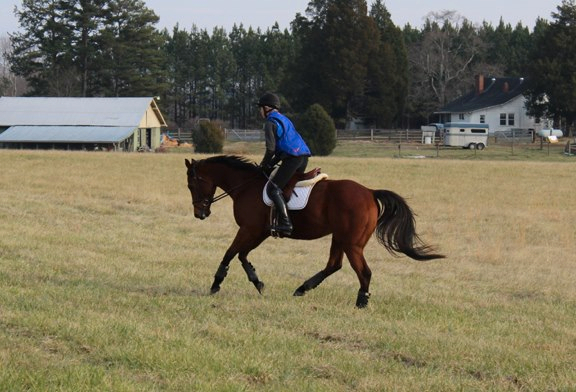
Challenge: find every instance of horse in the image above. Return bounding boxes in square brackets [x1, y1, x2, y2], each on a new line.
[185, 155, 444, 308]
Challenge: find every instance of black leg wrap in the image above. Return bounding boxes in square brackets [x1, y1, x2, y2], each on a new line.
[210, 263, 229, 294]
[242, 262, 265, 294]
[293, 271, 327, 296]
[355, 290, 371, 308]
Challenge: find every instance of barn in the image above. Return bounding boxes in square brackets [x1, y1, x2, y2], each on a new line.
[0, 97, 167, 151]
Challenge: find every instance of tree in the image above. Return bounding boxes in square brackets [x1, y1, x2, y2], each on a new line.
[92, 0, 167, 97]
[9, 0, 167, 97]
[525, 1, 576, 134]
[411, 11, 483, 108]
[10, 0, 79, 95]
[229, 25, 265, 128]
[290, 0, 379, 124]
[163, 25, 196, 126]
[365, 0, 408, 128]
[192, 120, 225, 153]
[477, 19, 530, 77]
[0, 35, 27, 96]
[296, 103, 336, 156]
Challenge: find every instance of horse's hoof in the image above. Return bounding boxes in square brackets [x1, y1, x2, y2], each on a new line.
[210, 286, 220, 295]
[355, 290, 370, 308]
[293, 288, 306, 296]
[255, 281, 265, 294]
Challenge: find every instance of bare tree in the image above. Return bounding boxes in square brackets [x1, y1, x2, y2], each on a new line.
[0, 34, 27, 96]
[408, 11, 485, 108]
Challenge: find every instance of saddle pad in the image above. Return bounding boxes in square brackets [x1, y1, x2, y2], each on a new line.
[263, 175, 327, 210]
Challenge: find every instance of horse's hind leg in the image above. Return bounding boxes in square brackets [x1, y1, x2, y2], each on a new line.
[344, 245, 372, 308]
[293, 238, 344, 296]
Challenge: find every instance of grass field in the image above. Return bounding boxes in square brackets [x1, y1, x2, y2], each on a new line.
[1, 145, 576, 391]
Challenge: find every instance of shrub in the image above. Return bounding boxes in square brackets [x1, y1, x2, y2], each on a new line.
[295, 104, 336, 156]
[192, 121, 224, 153]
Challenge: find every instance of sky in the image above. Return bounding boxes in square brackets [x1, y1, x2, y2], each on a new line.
[1, 0, 558, 38]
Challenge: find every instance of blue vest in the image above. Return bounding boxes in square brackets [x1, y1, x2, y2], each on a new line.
[267, 112, 311, 156]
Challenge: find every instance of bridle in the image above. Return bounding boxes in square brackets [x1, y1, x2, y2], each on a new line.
[189, 164, 262, 208]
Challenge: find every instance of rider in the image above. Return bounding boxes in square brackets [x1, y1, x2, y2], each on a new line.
[257, 92, 311, 236]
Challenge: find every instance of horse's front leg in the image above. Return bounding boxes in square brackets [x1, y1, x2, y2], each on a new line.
[210, 252, 234, 294]
[239, 255, 265, 294]
[210, 228, 267, 295]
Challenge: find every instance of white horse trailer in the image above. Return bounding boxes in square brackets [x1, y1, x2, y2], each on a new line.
[443, 123, 489, 150]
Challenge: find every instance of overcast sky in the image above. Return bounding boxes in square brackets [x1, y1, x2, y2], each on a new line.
[1, 0, 557, 37]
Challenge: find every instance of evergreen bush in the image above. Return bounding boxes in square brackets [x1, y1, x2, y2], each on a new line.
[192, 121, 224, 153]
[296, 104, 336, 156]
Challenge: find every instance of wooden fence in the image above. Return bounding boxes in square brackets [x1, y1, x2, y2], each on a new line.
[168, 127, 545, 146]
[167, 128, 428, 143]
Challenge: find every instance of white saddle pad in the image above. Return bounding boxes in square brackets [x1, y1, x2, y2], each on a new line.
[263, 173, 328, 210]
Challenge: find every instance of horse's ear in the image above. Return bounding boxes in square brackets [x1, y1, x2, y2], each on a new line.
[185, 158, 194, 168]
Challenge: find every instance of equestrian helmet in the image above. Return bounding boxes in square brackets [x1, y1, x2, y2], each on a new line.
[256, 92, 281, 109]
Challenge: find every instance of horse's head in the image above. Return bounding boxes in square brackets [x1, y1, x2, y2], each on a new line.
[185, 158, 217, 220]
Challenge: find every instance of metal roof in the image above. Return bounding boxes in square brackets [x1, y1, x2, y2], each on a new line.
[0, 126, 136, 143]
[438, 77, 528, 113]
[0, 97, 161, 127]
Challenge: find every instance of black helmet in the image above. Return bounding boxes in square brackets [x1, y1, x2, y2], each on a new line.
[256, 92, 280, 109]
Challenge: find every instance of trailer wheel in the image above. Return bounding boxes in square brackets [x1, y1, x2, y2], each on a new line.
[476, 143, 485, 150]
[468, 143, 476, 150]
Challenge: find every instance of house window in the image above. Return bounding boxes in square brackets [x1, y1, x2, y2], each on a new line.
[500, 113, 506, 126]
[458, 113, 465, 120]
[508, 113, 515, 126]
[480, 115, 485, 123]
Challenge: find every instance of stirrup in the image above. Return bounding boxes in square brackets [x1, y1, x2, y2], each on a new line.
[271, 224, 292, 237]
[269, 207, 292, 237]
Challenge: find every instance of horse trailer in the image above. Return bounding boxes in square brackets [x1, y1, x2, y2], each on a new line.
[421, 123, 489, 149]
[441, 123, 489, 150]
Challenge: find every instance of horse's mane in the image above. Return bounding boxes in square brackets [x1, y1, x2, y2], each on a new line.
[201, 155, 260, 173]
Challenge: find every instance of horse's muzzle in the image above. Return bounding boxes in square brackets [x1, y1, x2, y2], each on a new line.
[194, 209, 211, 220]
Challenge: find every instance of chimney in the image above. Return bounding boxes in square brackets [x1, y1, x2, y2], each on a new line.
[475, 74, 485, 95]
[503, 81, 509, 93]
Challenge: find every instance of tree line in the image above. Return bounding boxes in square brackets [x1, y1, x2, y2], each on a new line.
[2, 0, 575, 131]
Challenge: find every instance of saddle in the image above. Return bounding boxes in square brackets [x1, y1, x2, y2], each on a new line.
[263, 168, 328, 211]
[282, 167, 324, 200]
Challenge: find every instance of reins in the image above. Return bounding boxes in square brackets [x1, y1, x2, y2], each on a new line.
[192, 171, 262, 206]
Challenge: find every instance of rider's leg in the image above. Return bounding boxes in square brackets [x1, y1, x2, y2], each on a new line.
[267, 182, 292, 235]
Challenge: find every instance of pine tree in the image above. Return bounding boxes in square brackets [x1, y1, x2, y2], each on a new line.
[525, 1, 576, 133]
[10, 0, 79, 95]
[290, 0, 379, 124]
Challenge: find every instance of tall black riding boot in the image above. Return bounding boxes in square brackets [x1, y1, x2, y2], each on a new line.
[268, 186, 293, 236]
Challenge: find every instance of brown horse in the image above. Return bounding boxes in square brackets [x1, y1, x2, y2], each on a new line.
[185, 155, 444, 308]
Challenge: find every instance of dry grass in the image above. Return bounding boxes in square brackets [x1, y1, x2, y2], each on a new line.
[1, 149, 576, 391]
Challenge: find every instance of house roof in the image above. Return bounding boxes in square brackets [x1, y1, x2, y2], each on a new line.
[0, 126, 136, 143]
[0, 97, 166, 127]
[437, 77, 529, 113]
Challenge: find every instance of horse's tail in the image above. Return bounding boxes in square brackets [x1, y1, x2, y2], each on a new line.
[373, 190, 445, 261]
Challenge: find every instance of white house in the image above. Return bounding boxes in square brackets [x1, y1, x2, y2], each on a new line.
[435, 75, 544, 134]
[0, 97, 167, 151]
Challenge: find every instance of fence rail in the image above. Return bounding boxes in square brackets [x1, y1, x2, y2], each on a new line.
[335, 129, 425, 143]
[168, 128, 431, 143]
[168, 127, 547, 146]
